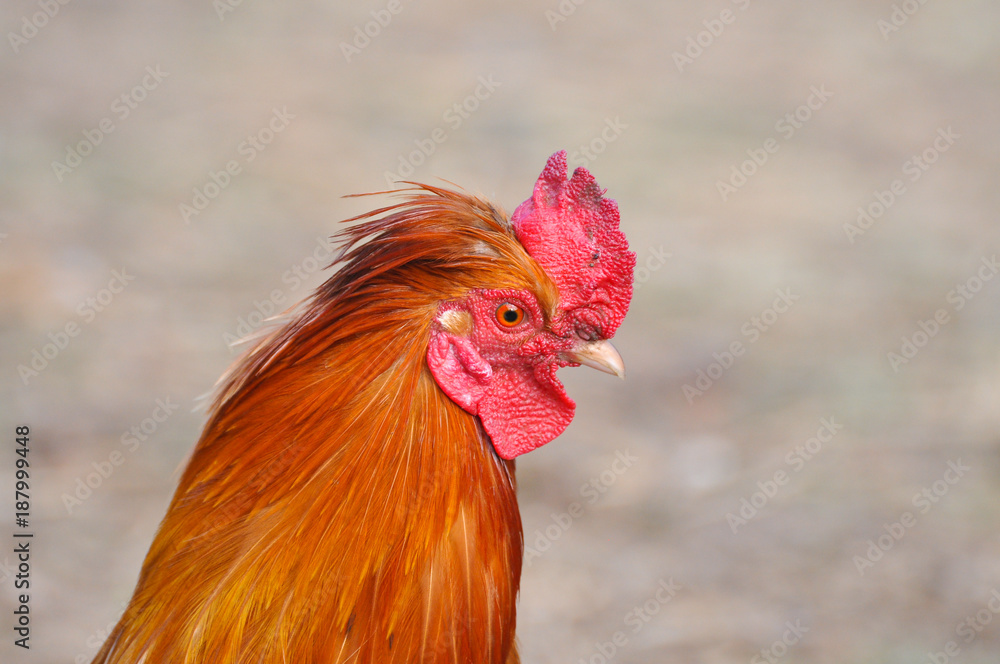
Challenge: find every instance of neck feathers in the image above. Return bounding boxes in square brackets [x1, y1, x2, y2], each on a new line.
[95, 188, 527, 664]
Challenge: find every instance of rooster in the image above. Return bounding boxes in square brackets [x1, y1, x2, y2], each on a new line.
[92, 151, 635, 664]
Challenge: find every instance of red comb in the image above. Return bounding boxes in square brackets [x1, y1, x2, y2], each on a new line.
[511, 151, 635, 339]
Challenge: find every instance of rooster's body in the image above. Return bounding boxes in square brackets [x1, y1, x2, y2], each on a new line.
[93, 152, 634, 664]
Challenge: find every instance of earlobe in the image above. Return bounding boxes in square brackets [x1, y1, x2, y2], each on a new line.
[426, 331, 492, 413]
[428, 330, 577, 459]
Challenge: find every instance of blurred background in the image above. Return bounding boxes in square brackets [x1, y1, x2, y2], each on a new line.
[2, 1, 999, 662]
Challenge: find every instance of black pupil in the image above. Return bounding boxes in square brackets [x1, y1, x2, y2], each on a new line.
[503, 308, 519, 323]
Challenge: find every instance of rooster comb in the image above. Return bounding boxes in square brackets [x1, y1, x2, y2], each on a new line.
[511, 151, 636, 339]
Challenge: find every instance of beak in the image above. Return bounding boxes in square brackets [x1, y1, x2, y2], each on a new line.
[560, 339, 626, 379]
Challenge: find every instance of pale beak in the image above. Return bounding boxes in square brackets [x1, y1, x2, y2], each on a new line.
[560, 339, 626, 379]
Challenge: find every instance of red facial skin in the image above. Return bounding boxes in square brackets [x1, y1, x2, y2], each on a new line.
[427, 151, 636, 460]
[427, 288, 580, 459]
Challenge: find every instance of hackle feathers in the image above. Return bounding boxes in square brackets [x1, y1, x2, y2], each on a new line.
[93, 185, 548, 664]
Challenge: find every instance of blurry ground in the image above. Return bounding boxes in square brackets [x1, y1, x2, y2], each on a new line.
[2, 1, 1000, 663]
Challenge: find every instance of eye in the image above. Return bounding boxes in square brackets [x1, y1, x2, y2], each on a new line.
[495, 302, 525, 328]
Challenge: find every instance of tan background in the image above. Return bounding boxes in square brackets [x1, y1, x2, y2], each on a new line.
[2, 1, 1000, 662]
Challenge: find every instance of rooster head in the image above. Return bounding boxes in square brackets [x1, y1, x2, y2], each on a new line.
[427, 151, 636, 459]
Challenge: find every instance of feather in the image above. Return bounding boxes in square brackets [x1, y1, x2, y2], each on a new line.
[93, 185, 537, 664]
[93, 154, 634, 664]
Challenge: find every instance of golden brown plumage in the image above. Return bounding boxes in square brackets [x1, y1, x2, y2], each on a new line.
[93, 152, 634, 664]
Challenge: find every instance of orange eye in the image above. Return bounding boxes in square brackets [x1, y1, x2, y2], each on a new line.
[495, 303, 525, 328]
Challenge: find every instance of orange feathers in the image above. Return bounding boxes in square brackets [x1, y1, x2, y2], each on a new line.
[94, 188, 539, 663]
[93, 154, 634, 664]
